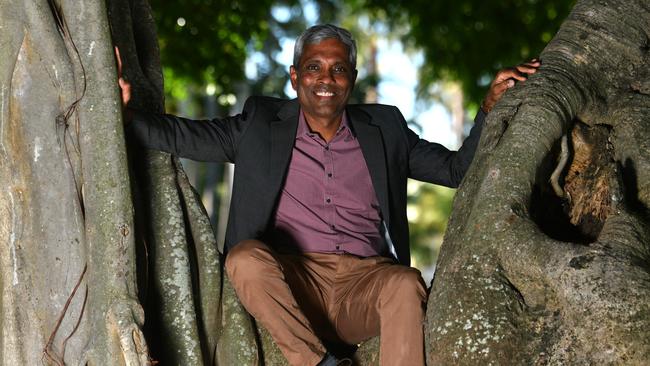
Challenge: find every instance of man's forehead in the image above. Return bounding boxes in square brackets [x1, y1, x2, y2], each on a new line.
[304, 37, 346, 46]
[300, 39, 350, 61]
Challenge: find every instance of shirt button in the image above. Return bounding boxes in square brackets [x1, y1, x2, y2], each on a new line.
[325, 146, 330, 151]
[327, 173, 332, 178]
[331, 224, 335, 230]
[326, 198, 331, 203]
[336, 245, 340, 250]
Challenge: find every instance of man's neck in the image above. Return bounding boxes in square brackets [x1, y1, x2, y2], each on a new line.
[303, 113, 343, 143]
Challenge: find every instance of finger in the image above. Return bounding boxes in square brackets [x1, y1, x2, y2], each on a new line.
[118, 77, 130, 90]
[512, 73, 528, 82]
[493, 69, 515, 83]
[114, 46, 123, 76]
[515, 64, 540, 74]
[497, 69, 528, 82]
[118, 77, 131, 105]
[519, 62, 540, 70]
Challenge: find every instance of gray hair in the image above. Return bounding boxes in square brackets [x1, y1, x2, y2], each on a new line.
[293, 24, 357, 68]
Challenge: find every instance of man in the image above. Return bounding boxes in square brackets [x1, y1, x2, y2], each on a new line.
[121, 24, 539, 366]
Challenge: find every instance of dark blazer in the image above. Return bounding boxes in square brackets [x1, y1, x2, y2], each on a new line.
[129, 96, 485, 265]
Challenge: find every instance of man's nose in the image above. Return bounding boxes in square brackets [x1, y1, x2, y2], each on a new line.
[318, 68, 335, 84]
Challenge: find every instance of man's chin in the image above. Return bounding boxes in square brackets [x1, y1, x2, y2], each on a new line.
[315, 107, 344, 118]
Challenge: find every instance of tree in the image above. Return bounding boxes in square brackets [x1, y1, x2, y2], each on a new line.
[1, 0, 648, 365]
[147, 0, 295, 101]
[1, 0, 232, 364]
[0, 0, 151, 363]
[425, 0, 650, 363]
[353, 0, 576, 107]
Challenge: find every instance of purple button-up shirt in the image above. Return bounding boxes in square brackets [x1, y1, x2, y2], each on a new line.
[271, 111, 385, 257]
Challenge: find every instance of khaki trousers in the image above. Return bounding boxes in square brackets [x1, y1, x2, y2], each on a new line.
[225, 240, 426, 366]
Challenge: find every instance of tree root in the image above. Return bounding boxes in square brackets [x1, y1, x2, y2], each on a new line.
[43, 264, 88, 366]
[107, 298, 151, 366]
[550, 134, 569, 199]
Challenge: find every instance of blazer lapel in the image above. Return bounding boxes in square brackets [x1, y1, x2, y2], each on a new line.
[347, 107, 391, 227]
[269, 99, 300, 190]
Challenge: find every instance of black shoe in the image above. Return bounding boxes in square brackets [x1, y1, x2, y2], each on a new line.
[317, 351, 352, 366]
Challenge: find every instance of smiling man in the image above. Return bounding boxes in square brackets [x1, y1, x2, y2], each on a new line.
[123, 24, 539, 366]
[290, 37, 356, 142]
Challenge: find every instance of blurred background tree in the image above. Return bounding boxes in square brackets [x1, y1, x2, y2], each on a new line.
[350, 0, 577, 105]
[147, 0, 575, 279]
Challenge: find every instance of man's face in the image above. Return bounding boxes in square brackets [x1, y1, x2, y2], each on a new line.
[290, 38, 357, 123]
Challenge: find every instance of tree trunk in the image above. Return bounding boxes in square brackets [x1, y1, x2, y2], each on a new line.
[426, 0, 650, 364]
[1, 0, 290, 364]
[0, 0, 149, 364]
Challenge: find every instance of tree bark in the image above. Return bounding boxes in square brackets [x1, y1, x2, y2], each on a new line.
[426, 0, 650, 364]
[0, 0, 148, 364]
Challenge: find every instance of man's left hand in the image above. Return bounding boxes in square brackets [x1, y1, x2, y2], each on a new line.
[114, 46, 133, 123]
[481, 59, 541, 113]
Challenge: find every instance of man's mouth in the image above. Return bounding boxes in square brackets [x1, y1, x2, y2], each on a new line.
[314, 90, 335, 97]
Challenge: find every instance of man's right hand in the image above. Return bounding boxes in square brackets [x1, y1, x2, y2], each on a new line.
[115, 46, 132, 122]
[481, 59, 540, 113]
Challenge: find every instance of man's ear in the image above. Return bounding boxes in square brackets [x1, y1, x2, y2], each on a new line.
[289, 65, 298, 91]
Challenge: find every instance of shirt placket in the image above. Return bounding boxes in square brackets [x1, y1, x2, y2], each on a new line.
[323, 141, 341, 252]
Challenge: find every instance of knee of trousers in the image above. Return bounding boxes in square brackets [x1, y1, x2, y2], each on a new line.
[381, 268, 427, 308]
[225, 239, 277, 285]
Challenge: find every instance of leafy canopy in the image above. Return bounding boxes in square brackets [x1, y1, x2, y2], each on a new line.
[349, 0, 576, 104]
[150, 0, 575, 106]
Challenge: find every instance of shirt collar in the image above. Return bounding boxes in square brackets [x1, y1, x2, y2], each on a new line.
[297, 109, 353, 139]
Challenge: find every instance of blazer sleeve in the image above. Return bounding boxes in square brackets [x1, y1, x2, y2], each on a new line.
[126, 97, 258, 163]
[406, 108, 486, 188]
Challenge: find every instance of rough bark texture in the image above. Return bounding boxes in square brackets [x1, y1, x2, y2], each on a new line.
[0, 0, 148, 364]
[426, 0, 650, 364]
[108, 1, 236, 364]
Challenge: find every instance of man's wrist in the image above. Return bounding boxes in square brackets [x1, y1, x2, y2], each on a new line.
[480, 100, 491, 114]
[122, 107, 134, 125]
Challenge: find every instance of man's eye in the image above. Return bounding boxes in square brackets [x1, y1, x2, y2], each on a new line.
[306, 64, 319, 71]
[333, 66, 346, 73]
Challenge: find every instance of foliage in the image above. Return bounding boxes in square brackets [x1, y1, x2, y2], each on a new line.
[149, 0, 273, 90]
[149, 0, 576, 107]
[407, 183, 456, 267]
[348, 0, 576, 105]
[150, 0, 395, 110]
[149, 0, 308, 112]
